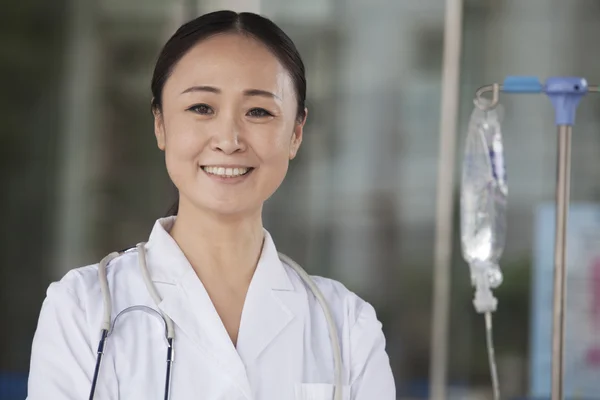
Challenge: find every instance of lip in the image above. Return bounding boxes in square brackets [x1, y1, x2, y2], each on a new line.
[200, 164, 254, 168]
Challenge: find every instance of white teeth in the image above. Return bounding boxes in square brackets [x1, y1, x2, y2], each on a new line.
[202, 166, 250, 177]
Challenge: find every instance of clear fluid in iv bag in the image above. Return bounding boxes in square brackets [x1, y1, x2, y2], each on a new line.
[460, 105, 507, 288]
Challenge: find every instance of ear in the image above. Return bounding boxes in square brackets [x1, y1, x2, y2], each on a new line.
[289, 108, 307, 160]
[153, 105, 166, 151]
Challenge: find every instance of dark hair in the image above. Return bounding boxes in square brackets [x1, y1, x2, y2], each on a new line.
[151, 10, 307, 216]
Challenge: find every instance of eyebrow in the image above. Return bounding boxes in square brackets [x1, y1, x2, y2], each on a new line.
[181, 86, 281, 100]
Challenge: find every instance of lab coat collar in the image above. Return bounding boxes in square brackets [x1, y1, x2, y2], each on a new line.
[143, 216, 294, 291]
[143, 216, 189, 284]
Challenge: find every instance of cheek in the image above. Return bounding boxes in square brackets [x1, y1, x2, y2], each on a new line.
[254, 130, 293, 184]
[162, 118, 206, 182]
[257, 152, 289, 201]
[255, 127, 292, 163]
[164, 117, 204, 158]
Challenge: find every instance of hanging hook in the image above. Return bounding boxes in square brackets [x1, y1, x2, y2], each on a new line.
[474, 83, 501, 110]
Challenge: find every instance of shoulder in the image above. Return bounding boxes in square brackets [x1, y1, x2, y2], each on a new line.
[310, 275, 368, 325]
[280, 259, 392, 388]
[310, 275, 382, 334]
[44, 249, 139, 311]
[280, 258, 379, 333]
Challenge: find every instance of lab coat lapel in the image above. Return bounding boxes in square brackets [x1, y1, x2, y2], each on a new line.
[143, 218, 251, 397]
[157, 277, 253, 399]
[236, 231, 296, 364]
[158, 269, 248, 376]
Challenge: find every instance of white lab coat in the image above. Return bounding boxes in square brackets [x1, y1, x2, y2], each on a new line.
[27, 217, 395, 399]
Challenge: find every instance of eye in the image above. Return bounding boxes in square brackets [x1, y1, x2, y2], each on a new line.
[188, 104, 214, 115]
[247, 108, 273, 118]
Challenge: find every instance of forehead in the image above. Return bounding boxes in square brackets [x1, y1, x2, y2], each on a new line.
[165, 33, 294, 98]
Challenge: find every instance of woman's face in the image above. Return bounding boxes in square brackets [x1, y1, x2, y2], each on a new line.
[154, 33, 305, 218]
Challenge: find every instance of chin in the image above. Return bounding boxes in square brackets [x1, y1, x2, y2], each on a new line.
[201, 200, 260, 219]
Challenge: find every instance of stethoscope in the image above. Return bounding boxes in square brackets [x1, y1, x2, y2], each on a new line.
[89, 243, 343, 400]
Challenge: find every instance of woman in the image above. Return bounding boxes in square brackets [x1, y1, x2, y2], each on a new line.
[27, 10, 395, 399]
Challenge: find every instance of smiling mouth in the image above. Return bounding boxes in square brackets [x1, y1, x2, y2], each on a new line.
[201, 166, 254, 178]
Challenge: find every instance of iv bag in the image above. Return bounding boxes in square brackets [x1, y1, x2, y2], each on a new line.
[460, 103, 507, 288]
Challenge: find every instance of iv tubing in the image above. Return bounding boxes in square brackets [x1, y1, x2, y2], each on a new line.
[485, 312, 500, 400]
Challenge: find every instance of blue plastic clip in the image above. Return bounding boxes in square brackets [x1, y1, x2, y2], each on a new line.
[502, 76, 543, 93]
[544, 77, 588, 126]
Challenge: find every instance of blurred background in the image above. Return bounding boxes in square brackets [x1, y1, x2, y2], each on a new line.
[3, 0, 600, 399]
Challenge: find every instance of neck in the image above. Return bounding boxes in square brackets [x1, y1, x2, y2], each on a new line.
[170, 200, 265, 284]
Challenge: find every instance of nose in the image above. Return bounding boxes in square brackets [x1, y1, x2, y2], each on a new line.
[210, 114, 246, 155]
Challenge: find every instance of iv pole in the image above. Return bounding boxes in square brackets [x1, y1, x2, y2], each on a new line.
[474, 76, 599, 400]
[552, 123, 571, 400]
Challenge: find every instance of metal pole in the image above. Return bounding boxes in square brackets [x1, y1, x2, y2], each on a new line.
[551, 125, 572, 400]
[53, 0, 99, 278]
[429, 0, 464, 399]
